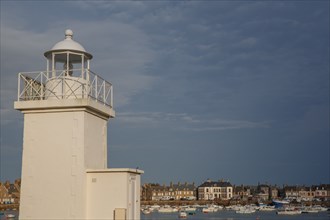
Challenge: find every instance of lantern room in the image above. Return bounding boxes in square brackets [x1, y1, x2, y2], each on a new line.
[16, 29, 113, 108]
[44, 29, 92, 78]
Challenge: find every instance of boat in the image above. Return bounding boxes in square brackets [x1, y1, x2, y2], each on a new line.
[202, 207, 210, 213]
[301, 206, 319, 213]
[236, 207, 256, 214]
[226, 205, 242, 211]
[312, 205, 328, 212]
[259, 205, 275, 211]
[6, 214, 16, 218]
[202, 204, 220, 213]
[202, 207, 216, 213]
[276, 207, 301, 215]
[272, 199, 290, 208]
[178, 211, 187, 218]
[149, 204, 161, 211]
[142, 209, 151, 215]
[180, 206, 196, 215]
[158, 205, 178, 213]
[184, 207, 196, 212]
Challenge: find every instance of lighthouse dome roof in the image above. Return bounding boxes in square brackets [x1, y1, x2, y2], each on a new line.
[44, 29, 92, 59]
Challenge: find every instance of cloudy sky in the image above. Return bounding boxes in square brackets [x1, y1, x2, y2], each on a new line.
[1, 1, 329, 186]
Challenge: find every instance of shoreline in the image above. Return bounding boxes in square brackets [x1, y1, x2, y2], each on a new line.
[141, 200, 330, 207]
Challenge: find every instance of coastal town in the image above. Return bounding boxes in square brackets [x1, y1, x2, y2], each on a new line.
[1, 178, 329, 212]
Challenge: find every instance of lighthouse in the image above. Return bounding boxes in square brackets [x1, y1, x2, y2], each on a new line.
[15, 30, 143, 220]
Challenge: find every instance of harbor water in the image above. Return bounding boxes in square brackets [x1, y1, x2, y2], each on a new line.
[1, 209, 329, 220]
[141, 209, 330, 220]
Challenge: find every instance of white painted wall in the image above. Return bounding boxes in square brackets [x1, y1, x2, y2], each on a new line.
[19, 111, 86, 219]
[84, 112, 107, 169]
[15, 98, 142, 220]
[86, 169, 143, 220]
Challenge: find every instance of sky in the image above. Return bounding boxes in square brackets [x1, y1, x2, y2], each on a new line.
[0, 1, 329, 186]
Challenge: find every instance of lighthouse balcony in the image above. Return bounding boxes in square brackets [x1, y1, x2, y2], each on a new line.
[17, 68, 113, 108]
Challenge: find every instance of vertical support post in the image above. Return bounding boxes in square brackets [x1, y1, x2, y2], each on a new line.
[62, 77, 64, 99]
[86, 69, 90, 99]
[66, 53, 69, 76]
[52, 53, 55, 77]
[103, 81, 106, 105]
[81, 55, 85, 98]
[17, 73, 21, 101]
[87, 60, 91, 99]
[46, 59, 49, 79]
[95, 75, 98, 102]
[81, 55, 84, 79]
[41, 72, 44, 100]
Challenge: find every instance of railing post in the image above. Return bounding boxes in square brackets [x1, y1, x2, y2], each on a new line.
[103, 81, 106, 105]
[62, 77, 64, 99]
[40, 72, 44, 100]
[52, 53, 55, 77]
[46, 59, 49, 79]
[17, 73, 21, 101]
[95, 75, 98, 102]
[86, 69, 90, 98]
[81, 56, 84, 79]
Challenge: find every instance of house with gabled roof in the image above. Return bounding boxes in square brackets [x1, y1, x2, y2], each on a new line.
[233, 185, 251, 201]
[170, 182, 196, 200]
[142, 182, 196, 201]
[0, 181, 19, 204]
[197, 179, 233, 200]
[0, 182, 9, 204]
[284, 185, 299, 199]
[313, 184, 330, 200]
[4, 179, 21, 204]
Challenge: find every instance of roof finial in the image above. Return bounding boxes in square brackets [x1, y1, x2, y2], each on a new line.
[65, 29, 73, 39]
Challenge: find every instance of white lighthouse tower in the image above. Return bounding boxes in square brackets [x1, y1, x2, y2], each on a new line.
[15, 29, 143, 220]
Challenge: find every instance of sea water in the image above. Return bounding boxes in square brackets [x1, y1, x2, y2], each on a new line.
[141, 210, 330, 220]
[1, 209, 329, 220]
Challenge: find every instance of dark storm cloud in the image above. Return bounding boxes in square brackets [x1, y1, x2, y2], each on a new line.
[1, 1, 328, 185]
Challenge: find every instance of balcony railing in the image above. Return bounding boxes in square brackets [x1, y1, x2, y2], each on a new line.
[17, 69, 113, 108]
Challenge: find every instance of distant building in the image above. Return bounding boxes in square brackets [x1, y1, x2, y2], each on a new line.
[0, 179, 21, 204]
[149, 183, 169, 201]
[283, 184, 330, 201]
[0, 181, 11, 204]
[141, 183, 159, 201]
[298, 186, 315, 201]
[142, 182, 196, 201]
[270, 186, 279, 199]
[257, 184, 270, 201]
[284, 185, 299, 199]
[4, 179, 21, 204]
[169, 182, 196, 200]
[197, 179, 233, 200]
[233, 185, 251, 200]
[313, 184, 330, 201]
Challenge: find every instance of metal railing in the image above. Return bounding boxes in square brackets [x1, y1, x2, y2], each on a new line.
[17, 69, 113, 108]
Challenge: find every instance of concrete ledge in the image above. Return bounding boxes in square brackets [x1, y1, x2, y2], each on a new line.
[14, 98, 115, 119]
[86, 168, 144, 175]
